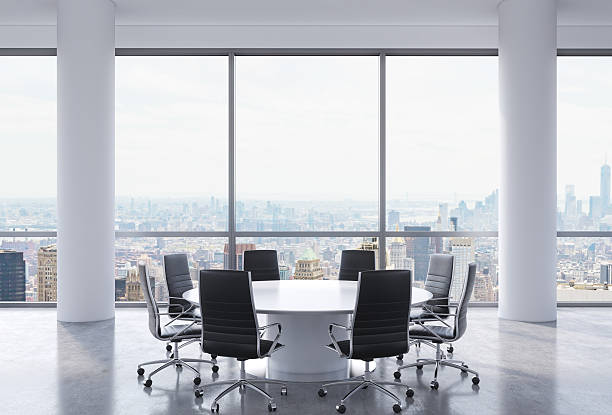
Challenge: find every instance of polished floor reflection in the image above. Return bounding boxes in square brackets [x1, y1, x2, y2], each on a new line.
[0, 308, 609, 415]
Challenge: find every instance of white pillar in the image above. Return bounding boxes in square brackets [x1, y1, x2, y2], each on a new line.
[498, 0, 557, 322]
[57, 0, 115, 322]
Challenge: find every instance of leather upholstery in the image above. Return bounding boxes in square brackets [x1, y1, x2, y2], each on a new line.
[346, 270, 412, 359]
[409, 263, 476, 343]
[338, 250, 376, 281]
[243, 250, 280, 281]
[199, 270, 283, 360]
[164, 254, 195, 317]
[139, 263, 201, 341]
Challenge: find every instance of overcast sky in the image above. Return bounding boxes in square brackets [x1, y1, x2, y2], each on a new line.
[0, 55, 609, 204]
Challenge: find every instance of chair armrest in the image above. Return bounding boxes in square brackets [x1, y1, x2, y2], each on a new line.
[328, 323, 352, 358]
[168, 321, 198, 342]
[414, 321, 447, 343]
[258, 322, 282, 358]
[164, 298, 199, 326]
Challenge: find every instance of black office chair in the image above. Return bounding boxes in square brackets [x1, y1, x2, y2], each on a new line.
[135, 263, 216, 388]
[338, 249, 376, 281]
[397, 254, 455, 360]
[194, 270, 287, 413]
[243, 250, 280, 281]
[318, 270, 415, 414]
[393, 263, 480, 390]
[163, 254, 202, 352]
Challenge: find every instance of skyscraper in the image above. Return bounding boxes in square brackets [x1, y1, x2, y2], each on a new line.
[0, 250, 26, 301]
[388, 236, 406, 270]
[589, 195, 603, 219]
[358, 237, 379, 267]
[404, 226, 431, 283]
[449, 238, 475, 300]
[601, 264, 612, 284]
[387, 210, 400, 230]
[293, 249, 324, 280]
[564, 185, 577, 217]
[601, 161, 611, 213]
[37, 244, 57, 302]
[223, 243, 256, 270]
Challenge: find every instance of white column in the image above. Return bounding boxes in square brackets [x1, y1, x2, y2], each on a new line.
[57, 0, 115, 322]
[498, 0, 557, 322]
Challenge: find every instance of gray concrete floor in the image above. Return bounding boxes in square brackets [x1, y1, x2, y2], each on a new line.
[0, 308, 609, 415]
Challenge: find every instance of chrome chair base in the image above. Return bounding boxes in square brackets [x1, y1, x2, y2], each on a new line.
[318, 361, 413, 413]
[395, 343, 479, 389]
[194, 360, 287, 413]
[137, 341, 217, 388]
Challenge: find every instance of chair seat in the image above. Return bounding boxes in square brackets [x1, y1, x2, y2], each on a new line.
[204, 339, 284, 360]
[160, 323, 201, 340]
[409, 324, 455, 342]
[328, 340, 406, 361]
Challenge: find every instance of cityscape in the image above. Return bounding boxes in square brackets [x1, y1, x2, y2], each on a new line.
[0, 161, 610, 303]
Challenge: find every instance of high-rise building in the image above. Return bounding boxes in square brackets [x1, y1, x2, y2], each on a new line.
[449, 237, 475, 300]
[124, 267, 152, 301]
[223, 243, 256, 270]
[589, 195, 603, 219]
[473, 272, 497, 302]
[387, 210, 400, 230]
[293, 249, 324, 280]
[565, 185, 577, 217]
[279, 264, 291, 280]
[601, 264, 612, 284]
[0, 250, 26, 301]
[601, 161, 611, 213]
[388, 237, 406, 270]
[404, 226, 431, 283]
[36, 244, 57, 302]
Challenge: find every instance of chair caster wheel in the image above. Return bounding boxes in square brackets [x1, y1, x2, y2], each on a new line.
[396, 354, 403, 360]
[281, 386, 288, 396]
[268, 402, 277, 412]
[430, 380, 439, 390]
[166, 344, 172, 352]
[195, 389, 203, 398]
[406, 388, 414, 398]
[193, 377, 201, 385]
[212, 365, 219, 373]
[144, 379, 152, 388]
[211, 403, 219, 412]
[137, 368, 144, 376]
[318, 388, 327, 397]
[447, 346, 454, 353]
[336, 404, 346, 413]
[393, 371, 401, 379]
[472, 376, 480, 385]
[393, 403, 402, 413]
[416, 364, 423, 370]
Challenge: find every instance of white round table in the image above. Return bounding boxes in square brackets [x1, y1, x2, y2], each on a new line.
[183, 280, 432, 382]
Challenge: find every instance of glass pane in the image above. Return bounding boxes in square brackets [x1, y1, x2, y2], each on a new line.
[385, 237, 498, 302]
[0, 237, 57, 302]
[235, 56, 379, 231]
[558, 57, 612, 230]
[116, 57, 228, 231]
[0, 57, 56, 231]
[386, 57, 499, 231]
[557, 237, 612, 302]
[115, 237, 227, 302]
[236, 237, 378, 279]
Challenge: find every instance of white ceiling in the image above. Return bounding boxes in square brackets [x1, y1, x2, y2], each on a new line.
[1, 0, 612, 26]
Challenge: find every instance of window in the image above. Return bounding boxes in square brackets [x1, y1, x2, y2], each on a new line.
[0, 57, 57, 232]
[386, 57, 499, 232]
[115, 56, 228, 232]
[235, 56, 379, 231]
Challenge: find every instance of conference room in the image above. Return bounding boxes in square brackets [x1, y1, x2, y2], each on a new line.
[1, 1, 611, 415]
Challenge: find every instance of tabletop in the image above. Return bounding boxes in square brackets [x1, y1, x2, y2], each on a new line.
[182, 280, 433, 315]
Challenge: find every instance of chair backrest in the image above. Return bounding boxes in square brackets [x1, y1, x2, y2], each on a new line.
[454, 263, 477, 340]
[338, 250, 376, 281]
[198, 270, 259, 358]
[424, 254, 454, 314]
[163, 254, 194, 315]
[138, 263, 161, 339]
[243, 250, 280, 281]
[350, 270, 412, 359]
